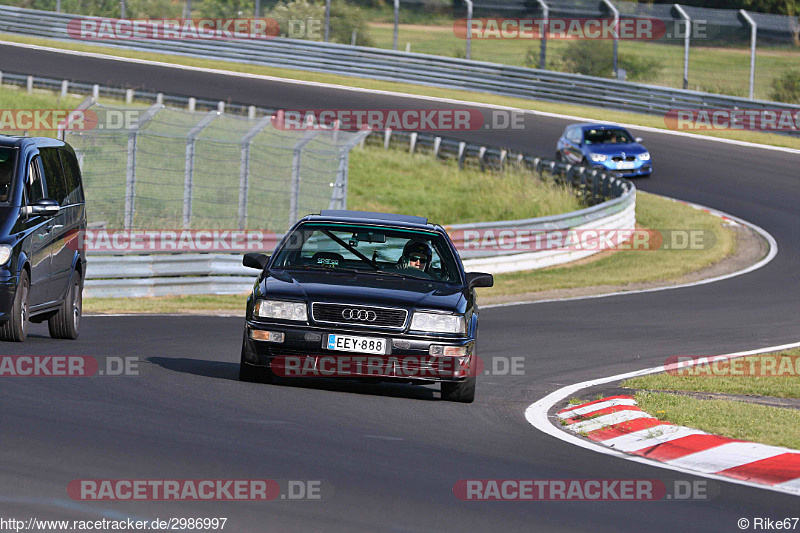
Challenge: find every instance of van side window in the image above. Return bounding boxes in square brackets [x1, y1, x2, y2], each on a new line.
[27, 156, 45, 204]
[0, 147, 14, 203]
[59, 149, 84, 204]
[40, 147, 67, 204]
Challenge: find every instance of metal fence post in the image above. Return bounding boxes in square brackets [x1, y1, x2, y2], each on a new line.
[740, 10, 757, 100]
[120, 0, 126, 18]
[183, 111, 218, 229]
[238, 116, 271, 230]
[674, 4, 691, 90]
[393, 0, 399, 50]
[602, 0, 619, 79]
[536, 0, 548, 69]
[123, 104, 162, 230]
[464, 0, 473, 60]
[289, 131, 321, 228]
[324, 0, 331, 42]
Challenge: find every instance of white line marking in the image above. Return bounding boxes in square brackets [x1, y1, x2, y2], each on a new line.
[484, 200, 779, 309]
[525, 341, 800, 496]
[775, 478, 800, 492]
[666, 442, 794, 473]
[2, 39, 800, 155]
[566, 410, 653, 434]
[602, 426, 706, 452]
[557, 398, 638, 418]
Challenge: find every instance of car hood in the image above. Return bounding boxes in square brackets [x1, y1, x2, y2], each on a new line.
[259, 269, 467, 313]
[584, 142, 647, 156]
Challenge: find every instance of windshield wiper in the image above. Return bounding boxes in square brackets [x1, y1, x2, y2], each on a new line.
[321, 229, 379, 271]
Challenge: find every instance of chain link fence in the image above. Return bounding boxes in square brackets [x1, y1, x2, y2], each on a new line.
[65, 102, 368, 232]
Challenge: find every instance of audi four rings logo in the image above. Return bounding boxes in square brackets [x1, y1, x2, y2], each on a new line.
[342, 308, 377, 321]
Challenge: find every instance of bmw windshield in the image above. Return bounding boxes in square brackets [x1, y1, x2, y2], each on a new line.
[271, 223, 462, 283]
[584, 128, 634, 145]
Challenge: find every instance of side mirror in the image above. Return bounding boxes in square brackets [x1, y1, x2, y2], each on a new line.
[466, 272, 493, 289]
[635, 137, 643, 143]
[23, 198, 60, 217]
[243, 253, 270, 270]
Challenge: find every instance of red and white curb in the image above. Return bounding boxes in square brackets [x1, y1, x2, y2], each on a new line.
[557, 395, 800, 494]
[525, 342, 800, 497]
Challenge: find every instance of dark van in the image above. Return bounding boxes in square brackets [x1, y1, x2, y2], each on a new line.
[0, 135, 87, 342]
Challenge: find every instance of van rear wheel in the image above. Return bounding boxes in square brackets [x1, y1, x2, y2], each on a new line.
[48, 271, 82, 340]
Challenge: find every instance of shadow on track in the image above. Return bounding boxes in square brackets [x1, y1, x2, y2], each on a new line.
[147, 356, 440, 401]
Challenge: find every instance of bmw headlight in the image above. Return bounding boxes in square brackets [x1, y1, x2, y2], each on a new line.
[255, 299, 308, 321]
[0, 245, 11, 267]
[638, 152, 651, 161]
[589, 153, 608, 162]
[410, 312, 466, 334]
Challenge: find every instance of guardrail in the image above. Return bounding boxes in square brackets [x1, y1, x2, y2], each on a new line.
[0, 4, 798, 130]
[84, 130, 636, 297]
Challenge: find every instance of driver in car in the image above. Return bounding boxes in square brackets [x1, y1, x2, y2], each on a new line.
[399, 240, 433, 272]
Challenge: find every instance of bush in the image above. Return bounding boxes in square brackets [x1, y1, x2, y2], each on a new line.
[266, 0, 373, 46]
[769, 70, 800, 103]
[330, 1, 373, 46]
[197, 0, 255, 18]
[559, 41, 661, 82]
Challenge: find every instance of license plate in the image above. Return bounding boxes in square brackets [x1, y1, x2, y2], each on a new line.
[327, 334, 387, 354]
[617, 161, 635, 169]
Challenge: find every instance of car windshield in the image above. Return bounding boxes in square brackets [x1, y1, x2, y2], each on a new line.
[0, 147, 17, 204]
[271, 223, 462, 283]
[583, 128, 634, 145]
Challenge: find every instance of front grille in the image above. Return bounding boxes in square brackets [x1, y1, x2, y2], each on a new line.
[311, 303, 408, 329]
[612, 155, 637, 162]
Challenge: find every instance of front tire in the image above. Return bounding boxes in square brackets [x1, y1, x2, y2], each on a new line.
[441, 376, 476, 403]
[48, 270, 82, 340]
[0, 270, 30, 342]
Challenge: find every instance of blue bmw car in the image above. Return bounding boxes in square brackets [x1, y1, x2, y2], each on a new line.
[556, 123, 652, 178]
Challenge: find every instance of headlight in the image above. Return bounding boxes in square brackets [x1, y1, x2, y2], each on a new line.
[255, 300, 308, 321]
[0, 245, 11, 267]
[589, 153, 607, 162]
[410, 312, 466, 334]
[638, 152, 651, 161]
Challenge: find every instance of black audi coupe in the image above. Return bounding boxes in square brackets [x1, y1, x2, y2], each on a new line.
[239, 210, 493, 403]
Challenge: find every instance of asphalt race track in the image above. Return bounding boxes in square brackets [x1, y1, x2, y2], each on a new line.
[1, 43, 799, 532]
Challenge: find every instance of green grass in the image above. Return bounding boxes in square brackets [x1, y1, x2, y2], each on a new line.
[622, 349, 800, 400]
[633, 391, 800, 449]
[484, 191, 738, 297]
[85, 294, 247, 314]
[2, 32, 799, 150]
[348, 146, 580, 225]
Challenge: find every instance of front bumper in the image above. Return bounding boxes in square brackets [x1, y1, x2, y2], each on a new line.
[243, 320, 475, 383]
[595, 160, 652, 177]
